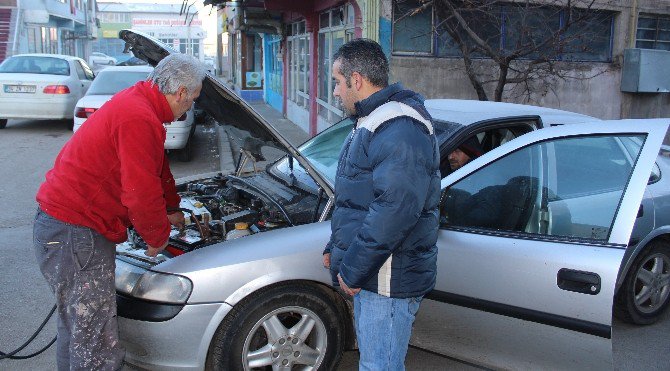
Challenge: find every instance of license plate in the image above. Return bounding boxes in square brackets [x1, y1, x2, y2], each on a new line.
[4, 85, 36, 93]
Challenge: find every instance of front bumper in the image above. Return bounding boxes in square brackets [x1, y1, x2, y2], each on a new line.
[118, 295, 232, 370]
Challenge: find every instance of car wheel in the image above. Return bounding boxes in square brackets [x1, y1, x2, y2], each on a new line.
[0, 119, 6, 129]
[615, 241, 670, 325]
[66, 120, 74, 131]
[206, 284, 345, 370]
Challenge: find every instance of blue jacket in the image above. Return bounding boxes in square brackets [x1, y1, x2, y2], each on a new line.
[325, 83, 440, 298]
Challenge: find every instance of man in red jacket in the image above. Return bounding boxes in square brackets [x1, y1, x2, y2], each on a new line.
[33, 53, 206, 370]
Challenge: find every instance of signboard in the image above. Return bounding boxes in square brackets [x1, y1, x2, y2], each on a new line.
[132, 18, 203, 27]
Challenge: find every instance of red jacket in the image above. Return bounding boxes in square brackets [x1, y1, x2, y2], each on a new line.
[37, 81, 180, 248]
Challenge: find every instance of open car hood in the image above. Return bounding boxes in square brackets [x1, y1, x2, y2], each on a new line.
[118, 29, 333, 198]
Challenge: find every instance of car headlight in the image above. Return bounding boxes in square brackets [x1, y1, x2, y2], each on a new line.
[115, 259, 192, 304]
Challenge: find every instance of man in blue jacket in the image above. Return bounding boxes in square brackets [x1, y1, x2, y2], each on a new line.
[323, 39, 440, 370]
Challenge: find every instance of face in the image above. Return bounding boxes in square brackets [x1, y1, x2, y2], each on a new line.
[448, 148, 471, 170]
[332, 60, 357, 117]
[170, 83, 202, 122]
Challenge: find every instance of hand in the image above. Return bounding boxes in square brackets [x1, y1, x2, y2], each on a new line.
[337, 273, 361, 296]
[322, 253, 331, 269]
[167, 212, 185, 229]
[145, 241, 168, 257]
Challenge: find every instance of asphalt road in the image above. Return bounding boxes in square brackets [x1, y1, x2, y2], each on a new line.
[1, 118, 669, 370]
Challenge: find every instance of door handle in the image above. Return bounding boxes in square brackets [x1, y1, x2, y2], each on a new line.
[557, 268, 600, 295]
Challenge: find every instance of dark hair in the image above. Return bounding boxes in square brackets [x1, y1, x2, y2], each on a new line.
[333, 38, 389, 88]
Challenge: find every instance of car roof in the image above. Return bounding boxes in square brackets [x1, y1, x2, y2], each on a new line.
[96, 65, 153, 73]
[11, 53, 81, 61]
[425, 99, 599, 126]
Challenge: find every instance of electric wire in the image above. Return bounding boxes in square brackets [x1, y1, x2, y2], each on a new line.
[0, 304, 57, 360]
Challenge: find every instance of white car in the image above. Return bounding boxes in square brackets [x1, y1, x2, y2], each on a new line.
[88, 52, 117, 67]
[0, 54, 95, 129]
[73, 65, 196, 161]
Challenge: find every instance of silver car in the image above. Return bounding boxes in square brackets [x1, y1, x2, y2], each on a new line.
[115, 30, 670, 370]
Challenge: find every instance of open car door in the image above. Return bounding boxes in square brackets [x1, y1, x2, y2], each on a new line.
[415, 120, 668, 369]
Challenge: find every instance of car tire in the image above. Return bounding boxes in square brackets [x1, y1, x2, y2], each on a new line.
[206, 284, 345, 371]
[66, 120, 74, 131]
[0, 119, 7, 129]
[615, 241, 670, 325]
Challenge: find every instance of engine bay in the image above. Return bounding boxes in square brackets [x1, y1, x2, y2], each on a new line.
[116, 173, 324, 264]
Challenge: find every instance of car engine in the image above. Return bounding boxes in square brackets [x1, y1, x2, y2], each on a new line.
[117, 173, 324, 262]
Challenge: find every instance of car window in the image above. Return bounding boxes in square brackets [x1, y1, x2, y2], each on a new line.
[441, 134, 646, 242]
[86, 71, 150, 95]
[78, 61, 95, 80]
[0, 56, 70, 75]
[440, 123, 534, 177]
[271, 118, 354, 190]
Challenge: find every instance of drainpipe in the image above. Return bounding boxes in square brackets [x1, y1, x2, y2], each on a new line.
[12, 0, 21, 56]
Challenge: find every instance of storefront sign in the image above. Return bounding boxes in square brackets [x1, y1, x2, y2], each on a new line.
[132, 18, 203, 27]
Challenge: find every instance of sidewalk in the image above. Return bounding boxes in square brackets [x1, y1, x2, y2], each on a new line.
[216, 99, 310, 175]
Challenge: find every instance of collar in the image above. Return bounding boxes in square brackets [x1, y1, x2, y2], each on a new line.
[137, 81, 175, 123]
[353, 82, 404, 118]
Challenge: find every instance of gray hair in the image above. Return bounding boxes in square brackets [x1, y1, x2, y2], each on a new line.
[148, 53, 206, 95]
[333, 38, 389, 89]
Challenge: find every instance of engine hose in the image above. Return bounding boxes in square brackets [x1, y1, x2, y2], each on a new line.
[0, 304, 57, 360]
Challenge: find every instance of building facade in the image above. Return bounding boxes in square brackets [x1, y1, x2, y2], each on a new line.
[95, 1, 206, 64]
[383, 0, 670, 120]
[0, 0, 99, 62]
[214, 0, 670, 137]
[217, 0, 378, 136]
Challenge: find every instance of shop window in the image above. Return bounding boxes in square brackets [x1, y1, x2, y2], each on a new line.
[267, 37, 283, 95]
[636, 15, 670, 51]
[317, 5, 356, 124]
[288, 20, 309, 107]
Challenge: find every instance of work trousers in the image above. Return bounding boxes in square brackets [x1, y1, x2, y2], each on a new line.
[33, 209, 124, 371]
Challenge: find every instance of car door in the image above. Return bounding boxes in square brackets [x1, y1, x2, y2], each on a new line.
[74, 60, 94, 97]
[412, 120, 668, 369]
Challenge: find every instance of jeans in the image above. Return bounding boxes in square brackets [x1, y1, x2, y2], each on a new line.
[33, 209, 125, 371]
[353, 289, 423, 371]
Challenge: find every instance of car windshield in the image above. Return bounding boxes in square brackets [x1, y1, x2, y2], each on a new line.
[87, 71, 149, 95]
[271, 118, 354, 190]
[0, 56, 70, 76]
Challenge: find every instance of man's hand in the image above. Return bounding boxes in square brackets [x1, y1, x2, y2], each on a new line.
[337, 273, 361, 296]
[167, 212, 185, 229]
[323, 253, 331, 269]
[145, 241, 168, 257]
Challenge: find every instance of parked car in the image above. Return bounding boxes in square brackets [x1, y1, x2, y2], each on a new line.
[114, 30, 670, 370]
[88, 52, 117, 67]
[72, 65, 196, 161]
[0, 54, 95, 129]
[116, 56, 149, 66]
[204, 56, 216, 75]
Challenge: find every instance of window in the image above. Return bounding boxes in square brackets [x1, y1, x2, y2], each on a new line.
[159, 38, 201, 58]
[267, 37, 283, 95]
[440, 134, 645, 242]
[29, 27, 58, 54]
[318, 4, 355, 124]
[392, 0, 433, 54]
[392, 1, 614, 62]
[636, 15, 670, 51]
[288, 20, 310, 108]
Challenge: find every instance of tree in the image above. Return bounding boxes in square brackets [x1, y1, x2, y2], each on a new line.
[393, 0, 614, 102]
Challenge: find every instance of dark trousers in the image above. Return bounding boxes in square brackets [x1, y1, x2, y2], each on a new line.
[33, 209, 124, 371]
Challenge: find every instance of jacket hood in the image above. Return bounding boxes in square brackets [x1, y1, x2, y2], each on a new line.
[118, 29, 334, 198]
